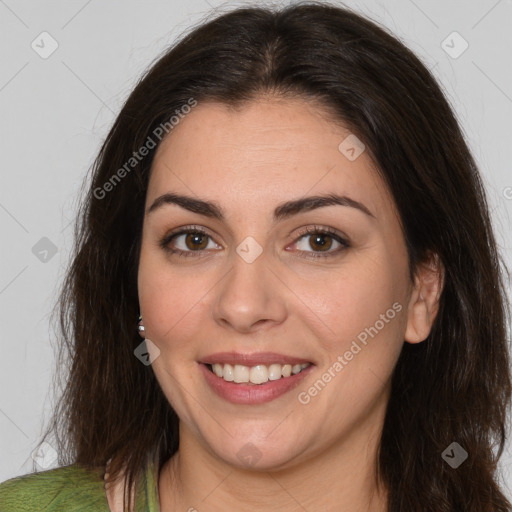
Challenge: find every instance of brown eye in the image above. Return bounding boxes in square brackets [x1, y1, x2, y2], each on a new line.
[308, 233, 334, 252]
[184, 232, 209, 250]
[291, 226, 350, 259]
[160, 227, 221, 258]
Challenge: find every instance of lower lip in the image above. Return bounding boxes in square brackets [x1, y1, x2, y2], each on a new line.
[199, 363, 314, 405]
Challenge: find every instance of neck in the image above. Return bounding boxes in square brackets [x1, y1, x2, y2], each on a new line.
[158, 402, 389, 512]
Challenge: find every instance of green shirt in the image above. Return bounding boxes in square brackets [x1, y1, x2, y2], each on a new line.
[0, 458, 160, 511]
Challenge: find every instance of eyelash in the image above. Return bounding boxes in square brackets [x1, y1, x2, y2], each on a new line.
[159, 224, 350, 260]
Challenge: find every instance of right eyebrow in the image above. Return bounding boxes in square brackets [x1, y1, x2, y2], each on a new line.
[147, 193, 224, 219]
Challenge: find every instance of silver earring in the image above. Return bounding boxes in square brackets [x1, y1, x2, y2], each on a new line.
[138, 314, 145, 333]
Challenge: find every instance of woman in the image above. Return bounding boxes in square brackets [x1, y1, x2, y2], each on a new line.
[1, 2, 510, 511]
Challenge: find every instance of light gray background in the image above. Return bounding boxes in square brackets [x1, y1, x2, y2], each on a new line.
[1, 0, 511, 500]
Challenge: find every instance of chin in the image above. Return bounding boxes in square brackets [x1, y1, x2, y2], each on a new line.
[206, 433, 310, 472]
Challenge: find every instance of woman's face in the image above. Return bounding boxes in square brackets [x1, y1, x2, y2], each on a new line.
[138, 96, 421, 471]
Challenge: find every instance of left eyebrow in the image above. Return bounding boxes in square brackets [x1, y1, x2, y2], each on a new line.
[146, 192, 376, 221]
[273, 194, 375, 221]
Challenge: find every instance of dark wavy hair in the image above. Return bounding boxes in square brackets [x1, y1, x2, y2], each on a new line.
[36, 2, 512, 511]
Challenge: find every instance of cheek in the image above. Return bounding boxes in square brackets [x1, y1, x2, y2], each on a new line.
[314, 256, 402, 342]
[300, 272, 405, 411]
[137, 243, 210, 352]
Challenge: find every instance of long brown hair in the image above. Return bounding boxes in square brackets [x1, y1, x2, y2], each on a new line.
[37, 2, 512, 510]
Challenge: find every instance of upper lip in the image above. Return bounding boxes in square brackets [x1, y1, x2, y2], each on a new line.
[199, 352, 313, 367]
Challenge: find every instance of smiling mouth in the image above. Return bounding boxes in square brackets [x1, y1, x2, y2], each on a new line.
[205, 362, 312, 385]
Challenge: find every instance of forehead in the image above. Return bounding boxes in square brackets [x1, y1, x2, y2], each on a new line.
[147, 97, 393, 221]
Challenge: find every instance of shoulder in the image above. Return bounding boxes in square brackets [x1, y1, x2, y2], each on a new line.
[0, 464, 110, 512]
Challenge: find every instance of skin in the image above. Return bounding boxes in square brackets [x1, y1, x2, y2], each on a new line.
[136, 95, 443, 512]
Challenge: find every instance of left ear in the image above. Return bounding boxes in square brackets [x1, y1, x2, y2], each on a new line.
[404, 252, 444, 344]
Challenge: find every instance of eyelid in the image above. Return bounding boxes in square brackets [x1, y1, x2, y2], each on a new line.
[289, 225, 350, 259]
[293, 225, 349, 244]
[158, 224, 219, 257]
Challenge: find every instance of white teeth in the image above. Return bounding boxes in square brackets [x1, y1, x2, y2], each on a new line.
[209, 362, 311, 384]
[212, 363, 223, 378]
[249, 365, 268, 384]
[233, 364, 249, 383]
[268, 364, 282, 381]
[292, 364, 302, 375]
[222, 364, 234, 381]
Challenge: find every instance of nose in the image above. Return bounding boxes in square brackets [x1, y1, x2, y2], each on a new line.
[211, 248, 287, 334]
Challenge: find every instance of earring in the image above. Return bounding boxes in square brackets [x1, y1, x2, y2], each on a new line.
[137, 314, 145, 335]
